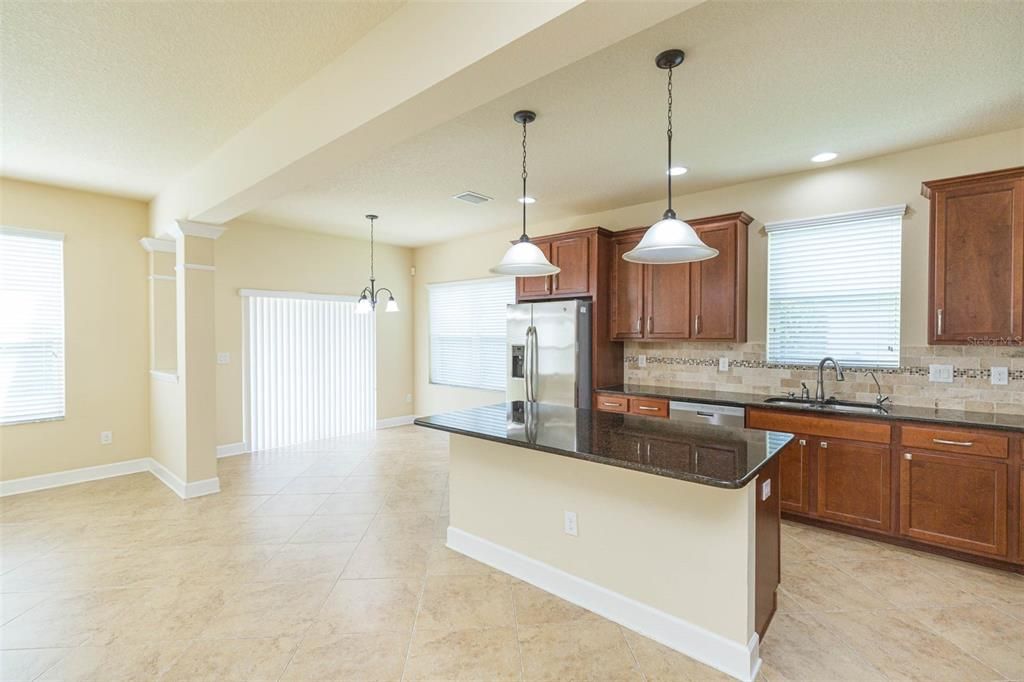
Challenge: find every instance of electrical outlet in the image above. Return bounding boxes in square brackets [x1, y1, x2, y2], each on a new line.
[928, 364, 954, 383]
[761, 478, 771, 501]
[991, 367, 1009, 385]
[719, 357, 729, 372]
[563, 511, 578, 537]
[406, 393, 413, 403]
[637, 354, 646, 368]
[100, 431, 113, 445]
[217, 352, 230, 365]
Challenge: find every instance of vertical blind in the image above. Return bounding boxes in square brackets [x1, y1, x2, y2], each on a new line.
[429, 277, 514, 391]
[245, 292, 375, 450]
[0, 227, 65, 425]
[766, 205, 904, 367]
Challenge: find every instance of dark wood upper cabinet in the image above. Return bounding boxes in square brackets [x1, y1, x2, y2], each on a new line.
[610, 235, 644, 340]
[549, 235, 591, 297]
[516, 240, 553, 299]
[899, 449, 1008, 558]
[608, 212, 751, 342]
[815, 438, 892, 533]
[922, 167, 1024, 344]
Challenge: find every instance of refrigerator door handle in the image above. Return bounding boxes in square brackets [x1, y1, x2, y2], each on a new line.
[525, 325, 538, 403]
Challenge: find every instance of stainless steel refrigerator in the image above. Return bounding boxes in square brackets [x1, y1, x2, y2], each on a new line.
[506, 299, 591, 407]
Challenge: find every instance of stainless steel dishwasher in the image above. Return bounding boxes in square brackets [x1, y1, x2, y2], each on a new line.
[669, 400, 746, 427]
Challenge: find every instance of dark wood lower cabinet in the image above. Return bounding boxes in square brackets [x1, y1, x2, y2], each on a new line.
[815, 439, 892, 532]
[755, 456, 780, 639]
[899, 450, 1008, 558]
[779, 437, 810, 514]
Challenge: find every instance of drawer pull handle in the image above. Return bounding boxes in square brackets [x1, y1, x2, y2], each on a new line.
[637, 405, 660, 411]
[904, 452, 913, 460]
[696, 411, 714, 417]
[601, 402, 621, 407]
[932, 438, 973, 447]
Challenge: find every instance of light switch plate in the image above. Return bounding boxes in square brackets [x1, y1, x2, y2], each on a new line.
[637, 354, 647, 368]
[564, 511, 578, 537]
[719, 357, 729, 372]
[100, 431, 113, 445]
[928, 364, 954, 383]
[761, 478, 771, 501]
[991, 366, 1009, 385]
[217, 352, 230, 365]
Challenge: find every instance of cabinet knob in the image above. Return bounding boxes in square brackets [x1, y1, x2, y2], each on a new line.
[904, 452, 913, 460]
[798, 439, 806, 446]
[820, 441, 828, 449]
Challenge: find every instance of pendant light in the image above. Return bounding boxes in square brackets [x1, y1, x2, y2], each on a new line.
[356, 214, 399, 313]
[490, 110, 560, 277]
[623, 50, 718, 264]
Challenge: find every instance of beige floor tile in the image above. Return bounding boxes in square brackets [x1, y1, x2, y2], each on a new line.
[416, 574, 514, 631]
[0, 648, 67, 681]
[316, 577, 422, 633]
[341, 537, 431, 579]
[812, 608, 1003, 681]
[216, 515, 309, 545]
[199, 580, 333, 639]
[281, 630, 410, 681]
[365, 512, 438, 541]
[905, 604, 1024, 680]
[381, 490, 445, 514]
[780, 559, 891, 612]
[316, 492, 388, 515]
[512, 581, 602, 626]
[290, 514, 374, 544]
[252, 493, 329, 516]
[337, 475, 396, 493]
[404, 627, 521, 681]
[758, 611, 886, 681]
[907, 552, 1024, 605]
[218, 475, 293, 496]
[518, 620, 643, 681]
[794, 526, 905, 562]
[0, 588, 144, 649]
[278, 476, 345, 494]
[621, 628, 732, 681]
[255, 542, 357, 583]
[425, 540, 493, 576]
[37, 640, 188, 681]
[161, 637, 298, 681]
[85, 584, 237, 644]
[833, 556, 979, 607]
[0, 592, 49, 626]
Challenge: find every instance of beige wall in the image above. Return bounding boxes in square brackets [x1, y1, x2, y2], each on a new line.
[0, 178, 150, 481]
[214, 219, 414, 447]
[414, 127, 1024, 416]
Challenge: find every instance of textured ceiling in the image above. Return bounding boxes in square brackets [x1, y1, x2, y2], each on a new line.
[0, 0, 402, 198]
[248, 0, 1024, 247]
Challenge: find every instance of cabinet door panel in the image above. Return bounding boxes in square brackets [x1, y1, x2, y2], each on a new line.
[779, 437, 810, 514]
[611, 236, 644, 339]
[516, 241, 552, 300]
[691, 223, 738, 340]
[645, 262, 691, 339]
[550, 235, 591, 297]
[899, 450, 1007, 557]
[816, 439, 892, 532]
[932, 178, 1024, 342]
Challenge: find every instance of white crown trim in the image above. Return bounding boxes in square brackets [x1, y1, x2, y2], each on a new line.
[2, 225, 65, 241]
[148, 274, 175, 282]
[139, 237, 175, 253]
[764, 204, 907, 233]
[173, 219, 226, 240]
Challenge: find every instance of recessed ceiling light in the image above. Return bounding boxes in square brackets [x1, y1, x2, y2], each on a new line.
[518, 196, 536, 204]
[453, 191, 492, 204]
[811, 152, 837, 163]
[666, 166, 688, 176]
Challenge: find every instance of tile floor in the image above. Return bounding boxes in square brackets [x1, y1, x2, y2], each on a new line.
[1, 425, 1022, 681]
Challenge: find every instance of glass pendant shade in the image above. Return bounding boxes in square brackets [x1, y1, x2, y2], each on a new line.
[490, 239, 560, 276]
[622, 214, 718, 264]
[385, 297, 399, 313]
[355, 295, 372, 313]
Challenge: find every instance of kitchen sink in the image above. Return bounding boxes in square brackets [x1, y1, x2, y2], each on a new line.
[762, 397, 888, 415]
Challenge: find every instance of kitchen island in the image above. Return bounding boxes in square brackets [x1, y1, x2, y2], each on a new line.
[415, 402, 792, 682]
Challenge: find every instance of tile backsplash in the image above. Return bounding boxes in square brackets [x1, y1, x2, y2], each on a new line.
[624, 342, 1024, 416]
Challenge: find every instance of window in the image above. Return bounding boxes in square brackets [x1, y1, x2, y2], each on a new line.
[429, 277, 515, 391]
[766, 205, 903, 367]
[1, 227, 66, 425]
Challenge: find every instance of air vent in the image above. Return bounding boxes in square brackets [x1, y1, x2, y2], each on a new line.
[453, 191, 492, 205]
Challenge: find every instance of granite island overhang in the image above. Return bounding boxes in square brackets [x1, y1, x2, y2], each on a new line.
[415, 401, 793, 682]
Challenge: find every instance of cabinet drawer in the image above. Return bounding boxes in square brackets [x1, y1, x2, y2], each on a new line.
[629, 397, 669, 418]
[746, 408, 891, 444]
[901, 425, 1008, 459]
[594, 393, 628, 413]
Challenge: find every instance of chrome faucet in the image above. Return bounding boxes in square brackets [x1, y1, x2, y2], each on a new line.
[866, 370, 891, 407]
[815, 357, 845, 402]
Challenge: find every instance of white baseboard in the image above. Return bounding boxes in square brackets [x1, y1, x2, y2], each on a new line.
[447, 527, 760, 682]
[216, 441, 249, 458]
[376, 414, 415, 429]
[0, 458, 151, 497]
[1, 458, 220, 500]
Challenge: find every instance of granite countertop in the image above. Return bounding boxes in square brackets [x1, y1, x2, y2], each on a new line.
[414, 401, 792, 489]
[598, 384, 1024, 433]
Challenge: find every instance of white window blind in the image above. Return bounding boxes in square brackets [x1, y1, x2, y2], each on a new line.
[766, 205, 904, 367]
[429, 277, 514, 391]
[0, 227, 65, 425]
[244, 291, 375, 450]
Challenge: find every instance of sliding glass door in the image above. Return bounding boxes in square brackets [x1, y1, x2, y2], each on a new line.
[244, 291, 375, 450]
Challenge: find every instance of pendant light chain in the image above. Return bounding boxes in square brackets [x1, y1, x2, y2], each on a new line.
[666, 65, 674, 214]
[368, 215, 375, 282]
[521, 118, 529, 240]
